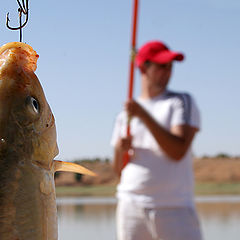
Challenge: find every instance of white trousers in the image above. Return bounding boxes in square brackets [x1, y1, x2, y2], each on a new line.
[116, 200, 203, 240]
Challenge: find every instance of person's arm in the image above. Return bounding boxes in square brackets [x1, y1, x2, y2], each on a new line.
[112, 136, 132, 177]
[125, 100, 198, 161]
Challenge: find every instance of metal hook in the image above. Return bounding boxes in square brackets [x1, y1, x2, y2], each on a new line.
[6, 0, 29, 42]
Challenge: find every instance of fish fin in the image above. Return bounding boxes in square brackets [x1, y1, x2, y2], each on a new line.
[53, 160, 97, 177]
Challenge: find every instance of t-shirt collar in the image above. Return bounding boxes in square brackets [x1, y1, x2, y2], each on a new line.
[138, 89, 169, 103]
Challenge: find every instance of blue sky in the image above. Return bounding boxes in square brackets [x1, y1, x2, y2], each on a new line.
[0, 0, 240, 160]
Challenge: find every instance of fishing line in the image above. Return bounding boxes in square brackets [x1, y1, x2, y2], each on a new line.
[6, 0, 29, 42]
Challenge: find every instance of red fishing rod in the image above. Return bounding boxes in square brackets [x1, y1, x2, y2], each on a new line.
[123, 0, 139, 168]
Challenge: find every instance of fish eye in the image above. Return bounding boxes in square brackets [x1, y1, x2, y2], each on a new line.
[26, 96, 40, 114]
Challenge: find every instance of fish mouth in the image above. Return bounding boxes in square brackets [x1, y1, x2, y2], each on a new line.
[31, 138, 59, 172]
[32, 159, 55, 172]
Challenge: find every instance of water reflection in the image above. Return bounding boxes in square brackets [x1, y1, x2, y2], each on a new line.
[197, 201, 240, 240]
[58, 203, 116, 240]
[57, 196, 240, 240]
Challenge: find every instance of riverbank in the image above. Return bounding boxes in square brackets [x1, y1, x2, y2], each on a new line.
[56, 182, 240, 197]
[55, 157, 240, 197]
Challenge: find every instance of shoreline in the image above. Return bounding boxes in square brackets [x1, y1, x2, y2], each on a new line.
[56, 182, 240, 197]
[56, 195, 240, 206]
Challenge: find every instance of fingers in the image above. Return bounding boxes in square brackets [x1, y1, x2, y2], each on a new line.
[124, 99, 141, 118]
[116, 136, 132, 153]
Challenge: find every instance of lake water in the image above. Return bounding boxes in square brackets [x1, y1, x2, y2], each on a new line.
[57, 196, 240, 240]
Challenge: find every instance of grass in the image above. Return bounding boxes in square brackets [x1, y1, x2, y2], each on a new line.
[195, 182, 240, 195]
[56, 182, 240, 197]
[56, 185, 116, 197]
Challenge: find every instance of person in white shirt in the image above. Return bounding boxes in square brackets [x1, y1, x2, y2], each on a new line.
[111, 40, 203, 240]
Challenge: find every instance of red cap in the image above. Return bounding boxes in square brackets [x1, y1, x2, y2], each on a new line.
[136, 41, 184, 67]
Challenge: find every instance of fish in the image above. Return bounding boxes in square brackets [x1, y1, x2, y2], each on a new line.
[0, 42, 96, 240]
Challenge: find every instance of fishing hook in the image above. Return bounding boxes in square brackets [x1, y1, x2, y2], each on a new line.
[6, 0, 29, 42]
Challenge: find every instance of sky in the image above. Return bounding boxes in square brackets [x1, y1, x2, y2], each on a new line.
[0, 0, 240, 160]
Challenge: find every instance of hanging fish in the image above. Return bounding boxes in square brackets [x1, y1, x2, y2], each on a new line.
[0, 42, 96, 240]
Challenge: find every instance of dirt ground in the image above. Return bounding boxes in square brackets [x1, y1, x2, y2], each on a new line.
[193, 157, 240, 182]
[55, 158, 240, 186]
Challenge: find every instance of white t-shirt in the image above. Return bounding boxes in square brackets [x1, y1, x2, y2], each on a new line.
[111, 90, 201, 208]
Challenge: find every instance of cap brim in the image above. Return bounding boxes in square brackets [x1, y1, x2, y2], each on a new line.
[151, 50, 184, 64]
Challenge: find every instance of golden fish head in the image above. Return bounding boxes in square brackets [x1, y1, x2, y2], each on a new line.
[0, 42, 59, 171]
